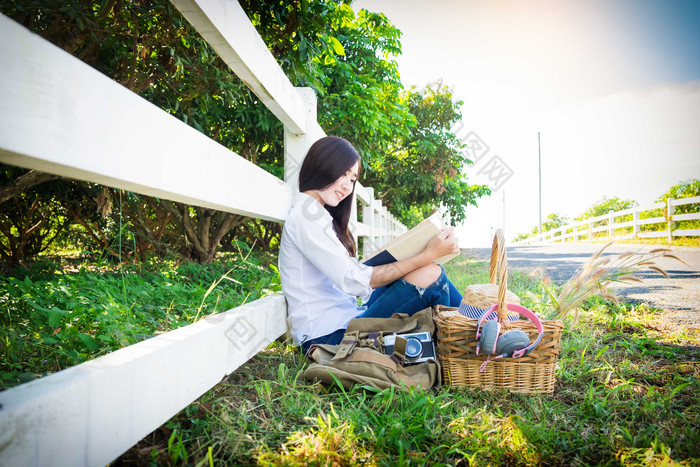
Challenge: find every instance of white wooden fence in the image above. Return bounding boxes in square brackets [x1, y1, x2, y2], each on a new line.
[513, 196, 700, 246]
[0, 2, 405, 465]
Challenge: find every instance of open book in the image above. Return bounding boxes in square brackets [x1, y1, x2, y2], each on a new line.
[362, 212, 459, 266]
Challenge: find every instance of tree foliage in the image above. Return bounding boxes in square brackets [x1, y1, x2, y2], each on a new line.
[656, 178, 700, 230]
[239, 3, 491, 226]
[513, 212, 571, 241]
[514, 181, 700, 241]
[574, 196, 637, 221]
[656, 178, 699, 204]
[543, 213, 570, 232]
[0, 0, 489, 262]
[1, 0, 274, 262]
[0, 167, 71, 262]
[369, 83, 490, 226]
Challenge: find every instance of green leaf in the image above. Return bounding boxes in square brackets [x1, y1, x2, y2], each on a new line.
[48, 307, 66, 328]
[26, 299, 53, 316]
[77, 333, 99, 351]
[327, 36, 345, 56]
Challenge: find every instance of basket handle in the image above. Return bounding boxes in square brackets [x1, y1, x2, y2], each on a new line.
[490, 229, 509, 323]
[488, 230, 500, 284]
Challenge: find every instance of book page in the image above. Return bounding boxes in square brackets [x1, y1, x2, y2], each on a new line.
[363, 212, 458, 265]
[364, 213, 442, 260]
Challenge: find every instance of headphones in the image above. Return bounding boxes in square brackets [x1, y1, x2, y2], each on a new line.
[476, 304, 544, 360]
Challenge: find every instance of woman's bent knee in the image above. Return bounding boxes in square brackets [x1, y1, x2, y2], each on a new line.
[403, 263, 442, 289]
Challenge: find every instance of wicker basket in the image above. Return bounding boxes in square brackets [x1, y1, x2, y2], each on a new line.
[435, 229, 564, 395]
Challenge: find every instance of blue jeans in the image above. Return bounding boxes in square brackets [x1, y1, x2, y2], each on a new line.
[301, 267, 462, 354]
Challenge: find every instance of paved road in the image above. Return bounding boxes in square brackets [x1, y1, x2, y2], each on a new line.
[462, 242, 700, 329]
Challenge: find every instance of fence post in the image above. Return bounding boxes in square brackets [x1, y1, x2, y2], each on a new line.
[667, 198, 675, 242]
[608, 210, 614, 239]
[381, 206, 389, 247]
[363, 188, 376, 256]
[283, 87, 323, 192]
[588, 220, 593, 240]
[373, 199, 383, 251]
[633, 205, 640, 239]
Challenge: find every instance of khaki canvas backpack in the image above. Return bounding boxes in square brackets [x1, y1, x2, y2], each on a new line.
[300, 307, 440, 391]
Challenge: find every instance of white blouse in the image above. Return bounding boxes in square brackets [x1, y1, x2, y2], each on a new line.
[279, 192, 373, 345]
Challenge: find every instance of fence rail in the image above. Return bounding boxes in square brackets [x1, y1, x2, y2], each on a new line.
[0, 2, 405, 465]
[512, 196, 700, 246]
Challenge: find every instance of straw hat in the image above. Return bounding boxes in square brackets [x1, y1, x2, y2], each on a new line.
[462, 283, 520, 310]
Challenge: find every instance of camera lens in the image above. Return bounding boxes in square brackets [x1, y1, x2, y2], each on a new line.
[405, 337, 422, 358]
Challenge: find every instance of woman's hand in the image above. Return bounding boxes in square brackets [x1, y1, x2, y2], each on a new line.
[425, 227, 460, 261]
[368, 227, 459, 289]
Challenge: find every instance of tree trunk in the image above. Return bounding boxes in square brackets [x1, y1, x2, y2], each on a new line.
[154, 199, 245, 263]
[0, 170, 60, 204]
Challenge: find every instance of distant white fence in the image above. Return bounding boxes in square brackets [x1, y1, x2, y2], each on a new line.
[513, 196, 700, 246]
[0, 2, 405, 466]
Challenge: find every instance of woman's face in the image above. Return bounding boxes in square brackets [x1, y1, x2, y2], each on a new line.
[313, 161, 359, 207]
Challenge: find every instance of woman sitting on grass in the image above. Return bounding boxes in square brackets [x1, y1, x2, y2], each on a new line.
[279, 136, 463, 353]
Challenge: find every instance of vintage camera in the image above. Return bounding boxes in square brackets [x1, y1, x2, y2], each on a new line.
[383, 331, 436, 364]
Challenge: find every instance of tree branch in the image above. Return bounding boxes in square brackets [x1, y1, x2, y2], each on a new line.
[180, 204, 205, 259]
[0, 170, 60, 204]
[133, 206, 182, 260]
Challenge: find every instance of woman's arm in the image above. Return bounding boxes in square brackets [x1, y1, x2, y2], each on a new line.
[369, 227, 459, 289]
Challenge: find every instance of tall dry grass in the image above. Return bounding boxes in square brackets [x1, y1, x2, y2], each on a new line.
[529, 243, 687, 324]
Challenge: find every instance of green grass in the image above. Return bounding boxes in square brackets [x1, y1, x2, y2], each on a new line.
[112, 255, 700, 465]
[615, 237, 700, 248]
[118, 305, 700, 465]
[3, 254, 699, 465]
[0, 244, 280, 389]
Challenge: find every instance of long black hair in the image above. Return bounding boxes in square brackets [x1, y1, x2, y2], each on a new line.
[298, 136, 361, 257]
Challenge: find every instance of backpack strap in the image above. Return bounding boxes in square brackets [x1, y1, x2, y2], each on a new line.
[333, 330, 359, 360]
[367, 331, 381, 349]
[392, 335, 408, 364]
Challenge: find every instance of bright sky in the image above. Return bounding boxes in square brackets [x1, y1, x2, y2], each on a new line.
[352, 0, 700, 246]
